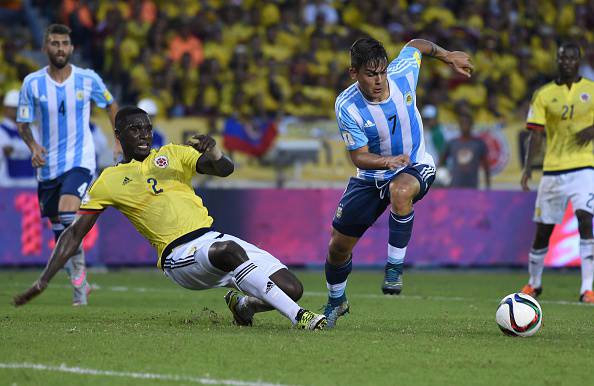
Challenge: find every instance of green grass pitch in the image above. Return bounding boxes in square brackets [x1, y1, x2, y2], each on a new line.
[1, 269, 593, 386]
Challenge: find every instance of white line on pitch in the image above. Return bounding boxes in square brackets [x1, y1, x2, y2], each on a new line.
[0, 362, 297, 386]
[4, 283, 591, 307]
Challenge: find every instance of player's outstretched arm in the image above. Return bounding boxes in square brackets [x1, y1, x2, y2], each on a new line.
[12, 213, 100, 307]
[405, 39, 473, 78]
[349, 146, 410, 170]
[188, 134, 234, 177]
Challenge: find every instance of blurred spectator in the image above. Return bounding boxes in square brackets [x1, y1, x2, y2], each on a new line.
[440, 112, 491, 189]
[303, 0, 338, 25]
[168, 22, 203, 68]
[0, 90, 36, 187]
[579, 44, 594, 80]
[421, 105, 446, 163]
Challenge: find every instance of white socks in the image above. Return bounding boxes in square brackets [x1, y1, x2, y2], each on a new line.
[528, 247, 547, 288]
[232, 261, 301, 324]
[580, 239, 594, 294]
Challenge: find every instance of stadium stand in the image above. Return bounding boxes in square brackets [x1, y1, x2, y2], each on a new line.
[1, 0, 593, 186]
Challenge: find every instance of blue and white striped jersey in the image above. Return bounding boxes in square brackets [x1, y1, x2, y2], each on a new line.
[16, 65, 114, 181]
[335, 45, 434, 182]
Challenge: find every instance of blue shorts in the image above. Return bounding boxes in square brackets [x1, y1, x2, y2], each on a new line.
[37, 167, 93, 218]
[332, 163, 435, 238]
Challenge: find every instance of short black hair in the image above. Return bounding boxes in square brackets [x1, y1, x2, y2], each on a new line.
[44, 24, 71, 42]
[558, 41, 581, 58]
[350, 37, 388, 70]
[115, 106, 149, 131]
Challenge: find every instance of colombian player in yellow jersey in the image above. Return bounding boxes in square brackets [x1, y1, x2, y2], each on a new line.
[521, 42, 594, 303]
[13, 106, 327, 330]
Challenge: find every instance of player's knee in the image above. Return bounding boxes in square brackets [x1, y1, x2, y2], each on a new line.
[208, 241, 248, 272]
[575, 210, 593, 237]
[390, 184, 415, 213]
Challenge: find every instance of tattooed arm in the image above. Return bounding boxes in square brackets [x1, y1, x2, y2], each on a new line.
[405, 39, 473, 78]
[17, 122, 46, 167]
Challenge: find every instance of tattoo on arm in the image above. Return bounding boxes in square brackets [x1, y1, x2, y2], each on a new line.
[429, 43, 437, 57]
[17, 123, 36, 146]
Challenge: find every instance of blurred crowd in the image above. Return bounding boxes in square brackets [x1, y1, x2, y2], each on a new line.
[2, 0, 594, 124]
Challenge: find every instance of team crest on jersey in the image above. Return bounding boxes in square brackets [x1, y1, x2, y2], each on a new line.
[405, 92, 413, 106]
[19, 106, 30, 119]
[581, 93, 590, 102]
[154, 155, 169, 168]
[76, 90, 84, 101]
[335, 204, 343, 219]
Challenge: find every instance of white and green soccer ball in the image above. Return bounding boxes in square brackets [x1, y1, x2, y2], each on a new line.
[495, 293, 542, 337]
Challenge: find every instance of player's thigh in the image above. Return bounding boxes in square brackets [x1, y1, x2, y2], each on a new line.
[58, 167, 93, 212]
[37, 178, 61, 219]
[533, 175, 570, 224]
[164, 232, 289, 291]
[332, 177, 389, 239]
[567, 169, 594, 216]
[391, 163, 436, 204]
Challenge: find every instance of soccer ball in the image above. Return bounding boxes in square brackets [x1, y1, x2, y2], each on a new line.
[495, 293, 542, 337]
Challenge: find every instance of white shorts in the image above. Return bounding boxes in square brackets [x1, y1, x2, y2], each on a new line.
[163, 231, 287, 290]
[533, 168, 594, 224]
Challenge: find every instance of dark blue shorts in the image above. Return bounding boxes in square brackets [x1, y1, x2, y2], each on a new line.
[37, 167, 93, 218]
[332, 163, 435, 238]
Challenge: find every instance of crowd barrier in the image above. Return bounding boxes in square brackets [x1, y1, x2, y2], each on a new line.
[0, 188, 581, 268]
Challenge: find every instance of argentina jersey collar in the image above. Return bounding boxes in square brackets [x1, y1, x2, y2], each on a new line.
[44, 64, 76, 87]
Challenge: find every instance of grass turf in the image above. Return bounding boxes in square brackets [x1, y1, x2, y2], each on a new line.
[1, 269, 593, 386]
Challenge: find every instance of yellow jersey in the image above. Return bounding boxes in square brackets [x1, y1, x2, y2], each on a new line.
[79, 144, 214, 268]
[526, 78, 594, 172]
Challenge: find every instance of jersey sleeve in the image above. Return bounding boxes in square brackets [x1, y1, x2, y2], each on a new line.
[171, 144, 201, 180]
[16, 79, 35, 123]
[387, 45, 422, 89]
[79, 174, 113, 213]
[526, 89, 545, 131]
[89, 70, 114, 108]
[336, 103, 368, 151]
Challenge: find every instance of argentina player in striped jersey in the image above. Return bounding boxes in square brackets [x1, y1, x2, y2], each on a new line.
[323, 37, 473, 327]
[16, 24, 119, 306]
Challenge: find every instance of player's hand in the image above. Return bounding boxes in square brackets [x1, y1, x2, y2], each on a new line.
[13, 280, 47, 307]
[445, 51, 473, 78]
[385, 154, 411, 169]
[520, 170, 531, 191]
[187, 134, 219, 155]
[575, 126, 594, 146]
[30, 143, 47, 167]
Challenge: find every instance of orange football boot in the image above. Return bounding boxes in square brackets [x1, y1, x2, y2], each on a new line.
[521, 284, 542, 298]
[579, 290, 594, 303]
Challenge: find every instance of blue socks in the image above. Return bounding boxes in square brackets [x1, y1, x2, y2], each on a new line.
[325, 258, 352, 302]
[388, 211, 414, 265]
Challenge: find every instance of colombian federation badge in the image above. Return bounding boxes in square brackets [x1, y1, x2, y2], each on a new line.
[580, 93, 590, 102]
[154, 155, 169, 168]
